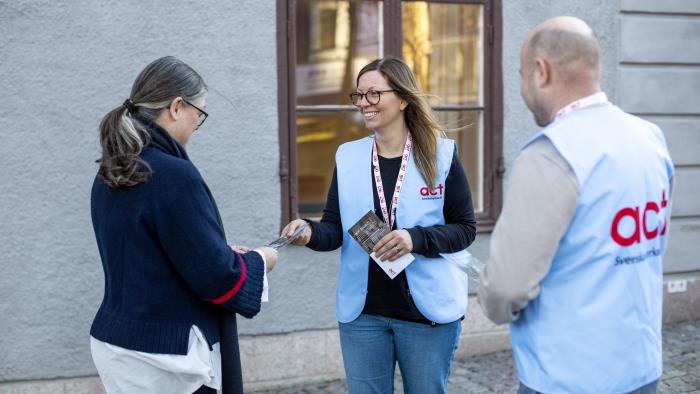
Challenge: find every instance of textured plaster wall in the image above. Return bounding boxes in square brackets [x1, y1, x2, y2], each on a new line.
[0, 1, 278, 381]
[501, 0, 619, 168]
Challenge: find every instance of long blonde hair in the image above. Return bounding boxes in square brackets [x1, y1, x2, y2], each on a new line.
[357, 57, 443, 188]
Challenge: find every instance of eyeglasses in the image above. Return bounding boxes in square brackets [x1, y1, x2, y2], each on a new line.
[184, 100, 209, 129]
[349, 89, 395, 106]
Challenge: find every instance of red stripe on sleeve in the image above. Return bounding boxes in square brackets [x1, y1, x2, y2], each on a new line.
[206, 253, 247, 305]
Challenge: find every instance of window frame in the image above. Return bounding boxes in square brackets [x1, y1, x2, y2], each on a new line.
[277, 0, 503, 232]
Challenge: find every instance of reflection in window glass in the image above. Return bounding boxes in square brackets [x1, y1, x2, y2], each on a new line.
[295, 1, 383, 215]
[294, 1, 486, 216]
[297, 112, 370, 213]
[438, 111, 483, 212]
[403, 2, 484, 213]
[295, 1, 383, 106]
[403, 2, 483, 106]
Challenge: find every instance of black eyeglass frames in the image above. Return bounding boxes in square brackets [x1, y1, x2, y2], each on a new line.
[349, 89, 395, 106]
[184, 99, 209, 128]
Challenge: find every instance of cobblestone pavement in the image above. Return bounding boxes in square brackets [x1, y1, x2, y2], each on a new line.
[256, 319, 699, 393]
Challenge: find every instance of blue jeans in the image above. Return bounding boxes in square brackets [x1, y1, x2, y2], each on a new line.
[517, 379, 659, 394]
[339, 314, 462, 394]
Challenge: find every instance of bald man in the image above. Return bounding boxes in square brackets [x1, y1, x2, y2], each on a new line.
[478, 17, 674, 394]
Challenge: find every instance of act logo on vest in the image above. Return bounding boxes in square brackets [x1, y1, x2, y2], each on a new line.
[610, 190, 668, 266]
[420, 184, 444, 200]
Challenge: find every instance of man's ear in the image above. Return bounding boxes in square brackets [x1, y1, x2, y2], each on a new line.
[168, 97, 183, 121]
[534, 57, 552, 88]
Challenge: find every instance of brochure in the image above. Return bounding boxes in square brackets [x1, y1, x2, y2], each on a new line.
[348, 211, 414, 279]
[267, 221, 310, 250]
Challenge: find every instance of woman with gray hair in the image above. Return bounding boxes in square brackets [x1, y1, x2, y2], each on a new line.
[90, 56, 276, 394]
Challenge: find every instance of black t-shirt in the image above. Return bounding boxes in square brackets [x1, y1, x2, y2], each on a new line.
[306, 146, 476, 324]
[364, 155, 428, 323]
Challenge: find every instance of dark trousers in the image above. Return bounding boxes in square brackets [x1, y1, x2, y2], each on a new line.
[193, 385, 217, 394]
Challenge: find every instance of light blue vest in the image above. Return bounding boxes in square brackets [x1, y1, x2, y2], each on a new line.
[334, 136, 469, 324]
[512, 104, 674, 393]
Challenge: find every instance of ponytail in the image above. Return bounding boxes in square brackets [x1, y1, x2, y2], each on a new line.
[96, 56, 207, 188]
[97, 106, 151, 188]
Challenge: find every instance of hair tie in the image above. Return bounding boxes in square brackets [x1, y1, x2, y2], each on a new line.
[122, 98, 137, 114]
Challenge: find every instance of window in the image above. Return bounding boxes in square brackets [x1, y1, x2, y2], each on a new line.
[277, 0, 503, 231]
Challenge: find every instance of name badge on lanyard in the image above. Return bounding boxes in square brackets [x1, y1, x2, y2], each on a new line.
[372, 133, 412, 230]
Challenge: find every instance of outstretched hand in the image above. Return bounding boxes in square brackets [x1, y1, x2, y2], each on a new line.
[230, 244, 277, 273]
[280, 219, 313, 246]
[254, 246, 278, 273]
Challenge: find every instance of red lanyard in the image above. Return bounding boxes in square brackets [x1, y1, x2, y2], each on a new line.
[372, 133, 412, 230]
[554, 92, 608, 121]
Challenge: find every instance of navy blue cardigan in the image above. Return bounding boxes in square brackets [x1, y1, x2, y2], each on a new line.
[90, 139, 264, 355]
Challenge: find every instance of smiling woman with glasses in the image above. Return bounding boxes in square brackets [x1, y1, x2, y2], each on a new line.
[90, 56, 277, 394]
[281, 57, 476, 394]
[349, 89, 395, 106]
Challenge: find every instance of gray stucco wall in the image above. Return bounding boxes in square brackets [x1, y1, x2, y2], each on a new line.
[501, 0, 619, 168]
[0, 1, 278, 382]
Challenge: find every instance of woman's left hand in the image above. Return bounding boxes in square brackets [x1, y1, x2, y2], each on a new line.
[230, 244, 251, 254]
[373, 229, 413, 261]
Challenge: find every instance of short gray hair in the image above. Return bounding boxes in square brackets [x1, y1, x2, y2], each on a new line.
[527, 28, 600, 83]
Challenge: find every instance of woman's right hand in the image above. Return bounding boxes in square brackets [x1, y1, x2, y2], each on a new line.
[281, 219, 313, 246]
[254, 246, 278, 273]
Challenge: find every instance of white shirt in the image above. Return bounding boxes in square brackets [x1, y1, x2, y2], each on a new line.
[91, 251, 268, 393]
[91, 326, 221, 393]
